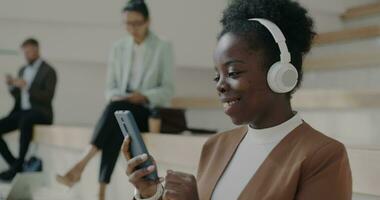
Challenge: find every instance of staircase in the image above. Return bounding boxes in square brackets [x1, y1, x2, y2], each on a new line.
[285, 2, 380, 198]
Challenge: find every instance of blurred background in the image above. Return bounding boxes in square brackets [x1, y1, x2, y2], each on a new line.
[0, 0, 379, 199]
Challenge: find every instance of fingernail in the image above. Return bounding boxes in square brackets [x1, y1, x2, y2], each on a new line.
[147, 165, 155, 171]
[141, 154, 148, 160]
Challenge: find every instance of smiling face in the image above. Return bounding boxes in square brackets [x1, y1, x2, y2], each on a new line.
[214, 32, 278, 126]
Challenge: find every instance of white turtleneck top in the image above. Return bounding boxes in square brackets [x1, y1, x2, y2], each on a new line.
[212, 114, 303, 200]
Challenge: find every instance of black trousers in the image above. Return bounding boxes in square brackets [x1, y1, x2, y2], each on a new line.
[91, 101, 150, 184]
[0, 110, 51, 169]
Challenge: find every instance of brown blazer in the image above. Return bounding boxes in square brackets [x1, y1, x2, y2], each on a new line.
[197, 122, 352, 200]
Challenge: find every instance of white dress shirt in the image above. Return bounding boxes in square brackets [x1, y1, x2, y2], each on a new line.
[212, 113, 303, 200]
[128, 42, 145, 91]
[21, 58, 42, 110]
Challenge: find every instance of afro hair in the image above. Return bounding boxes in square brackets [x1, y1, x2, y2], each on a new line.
[219, 0, 316, 97]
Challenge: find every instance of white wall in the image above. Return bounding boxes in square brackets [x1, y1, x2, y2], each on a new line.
[1, 0, 369, 67]
[0, 0, 227, 68]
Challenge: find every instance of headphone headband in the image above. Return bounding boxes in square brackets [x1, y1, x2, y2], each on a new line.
[248, 18, 291, 63]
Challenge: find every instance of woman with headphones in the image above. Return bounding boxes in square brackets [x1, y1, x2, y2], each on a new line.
[123, 0, 352, 199]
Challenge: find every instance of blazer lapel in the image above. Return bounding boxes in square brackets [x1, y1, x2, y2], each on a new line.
[122, 38, 133, 92]
[204, 127, 248, 200]
[19, 67, 26, 78]
[29, 61, 46, 90]
[137, 32, 155, 88]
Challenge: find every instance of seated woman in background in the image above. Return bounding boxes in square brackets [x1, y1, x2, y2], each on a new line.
[56, 0, 174, 199]
[123, 0, 352, 199]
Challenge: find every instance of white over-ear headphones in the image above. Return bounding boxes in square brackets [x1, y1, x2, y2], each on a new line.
[248, 18, 298, 93]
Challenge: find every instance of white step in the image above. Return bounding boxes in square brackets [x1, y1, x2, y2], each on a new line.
[304, 36, 380, 90]
[173, 90, 380, 110]
[1, 130, 380, 198]
[185, 107, 380, 146]
[302, 67, 380, 90]
[175, 63, 380, 95]
[342, 2, 380, 20]
[341, 2, 380, 29]
[306, 35, 380, 70]
[314, 26, 380, 46]
[311, 30, 380, 55]
[354, 193, 380, 200]
[344, 14, 380, 29]
[32, 187, 81, 200]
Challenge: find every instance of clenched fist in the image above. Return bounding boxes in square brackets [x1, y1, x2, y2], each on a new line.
[163, 170, 199, 200]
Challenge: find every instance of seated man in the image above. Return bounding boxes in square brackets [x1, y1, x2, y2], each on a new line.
[0, 38, 57, 181]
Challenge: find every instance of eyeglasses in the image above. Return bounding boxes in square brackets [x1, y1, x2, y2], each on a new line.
[124, 20, 146, 28]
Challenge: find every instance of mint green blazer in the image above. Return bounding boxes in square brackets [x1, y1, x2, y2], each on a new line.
[105, 31, 174, 107]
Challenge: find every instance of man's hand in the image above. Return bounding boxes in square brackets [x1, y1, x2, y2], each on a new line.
[12, 78, 27, 89]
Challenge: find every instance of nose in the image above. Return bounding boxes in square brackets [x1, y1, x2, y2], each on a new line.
[216, 77, 228, 95]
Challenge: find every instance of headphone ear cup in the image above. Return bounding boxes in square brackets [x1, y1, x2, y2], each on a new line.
[267, 62, 298, 93]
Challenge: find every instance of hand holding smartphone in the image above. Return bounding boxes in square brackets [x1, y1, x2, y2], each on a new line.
[115, 110, 158, 181]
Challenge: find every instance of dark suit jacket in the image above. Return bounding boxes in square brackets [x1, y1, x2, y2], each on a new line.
[197, 122, 352, 200]
[9, 60, 57, 122]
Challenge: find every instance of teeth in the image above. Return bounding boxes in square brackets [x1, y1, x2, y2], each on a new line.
[223, 99, 239, 108]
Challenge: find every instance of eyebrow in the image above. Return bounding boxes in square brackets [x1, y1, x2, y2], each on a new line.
[214, 60, 246, 72]
[223, 60, 245, 66]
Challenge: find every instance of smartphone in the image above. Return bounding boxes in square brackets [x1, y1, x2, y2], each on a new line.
[114, 110, 158, 181]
